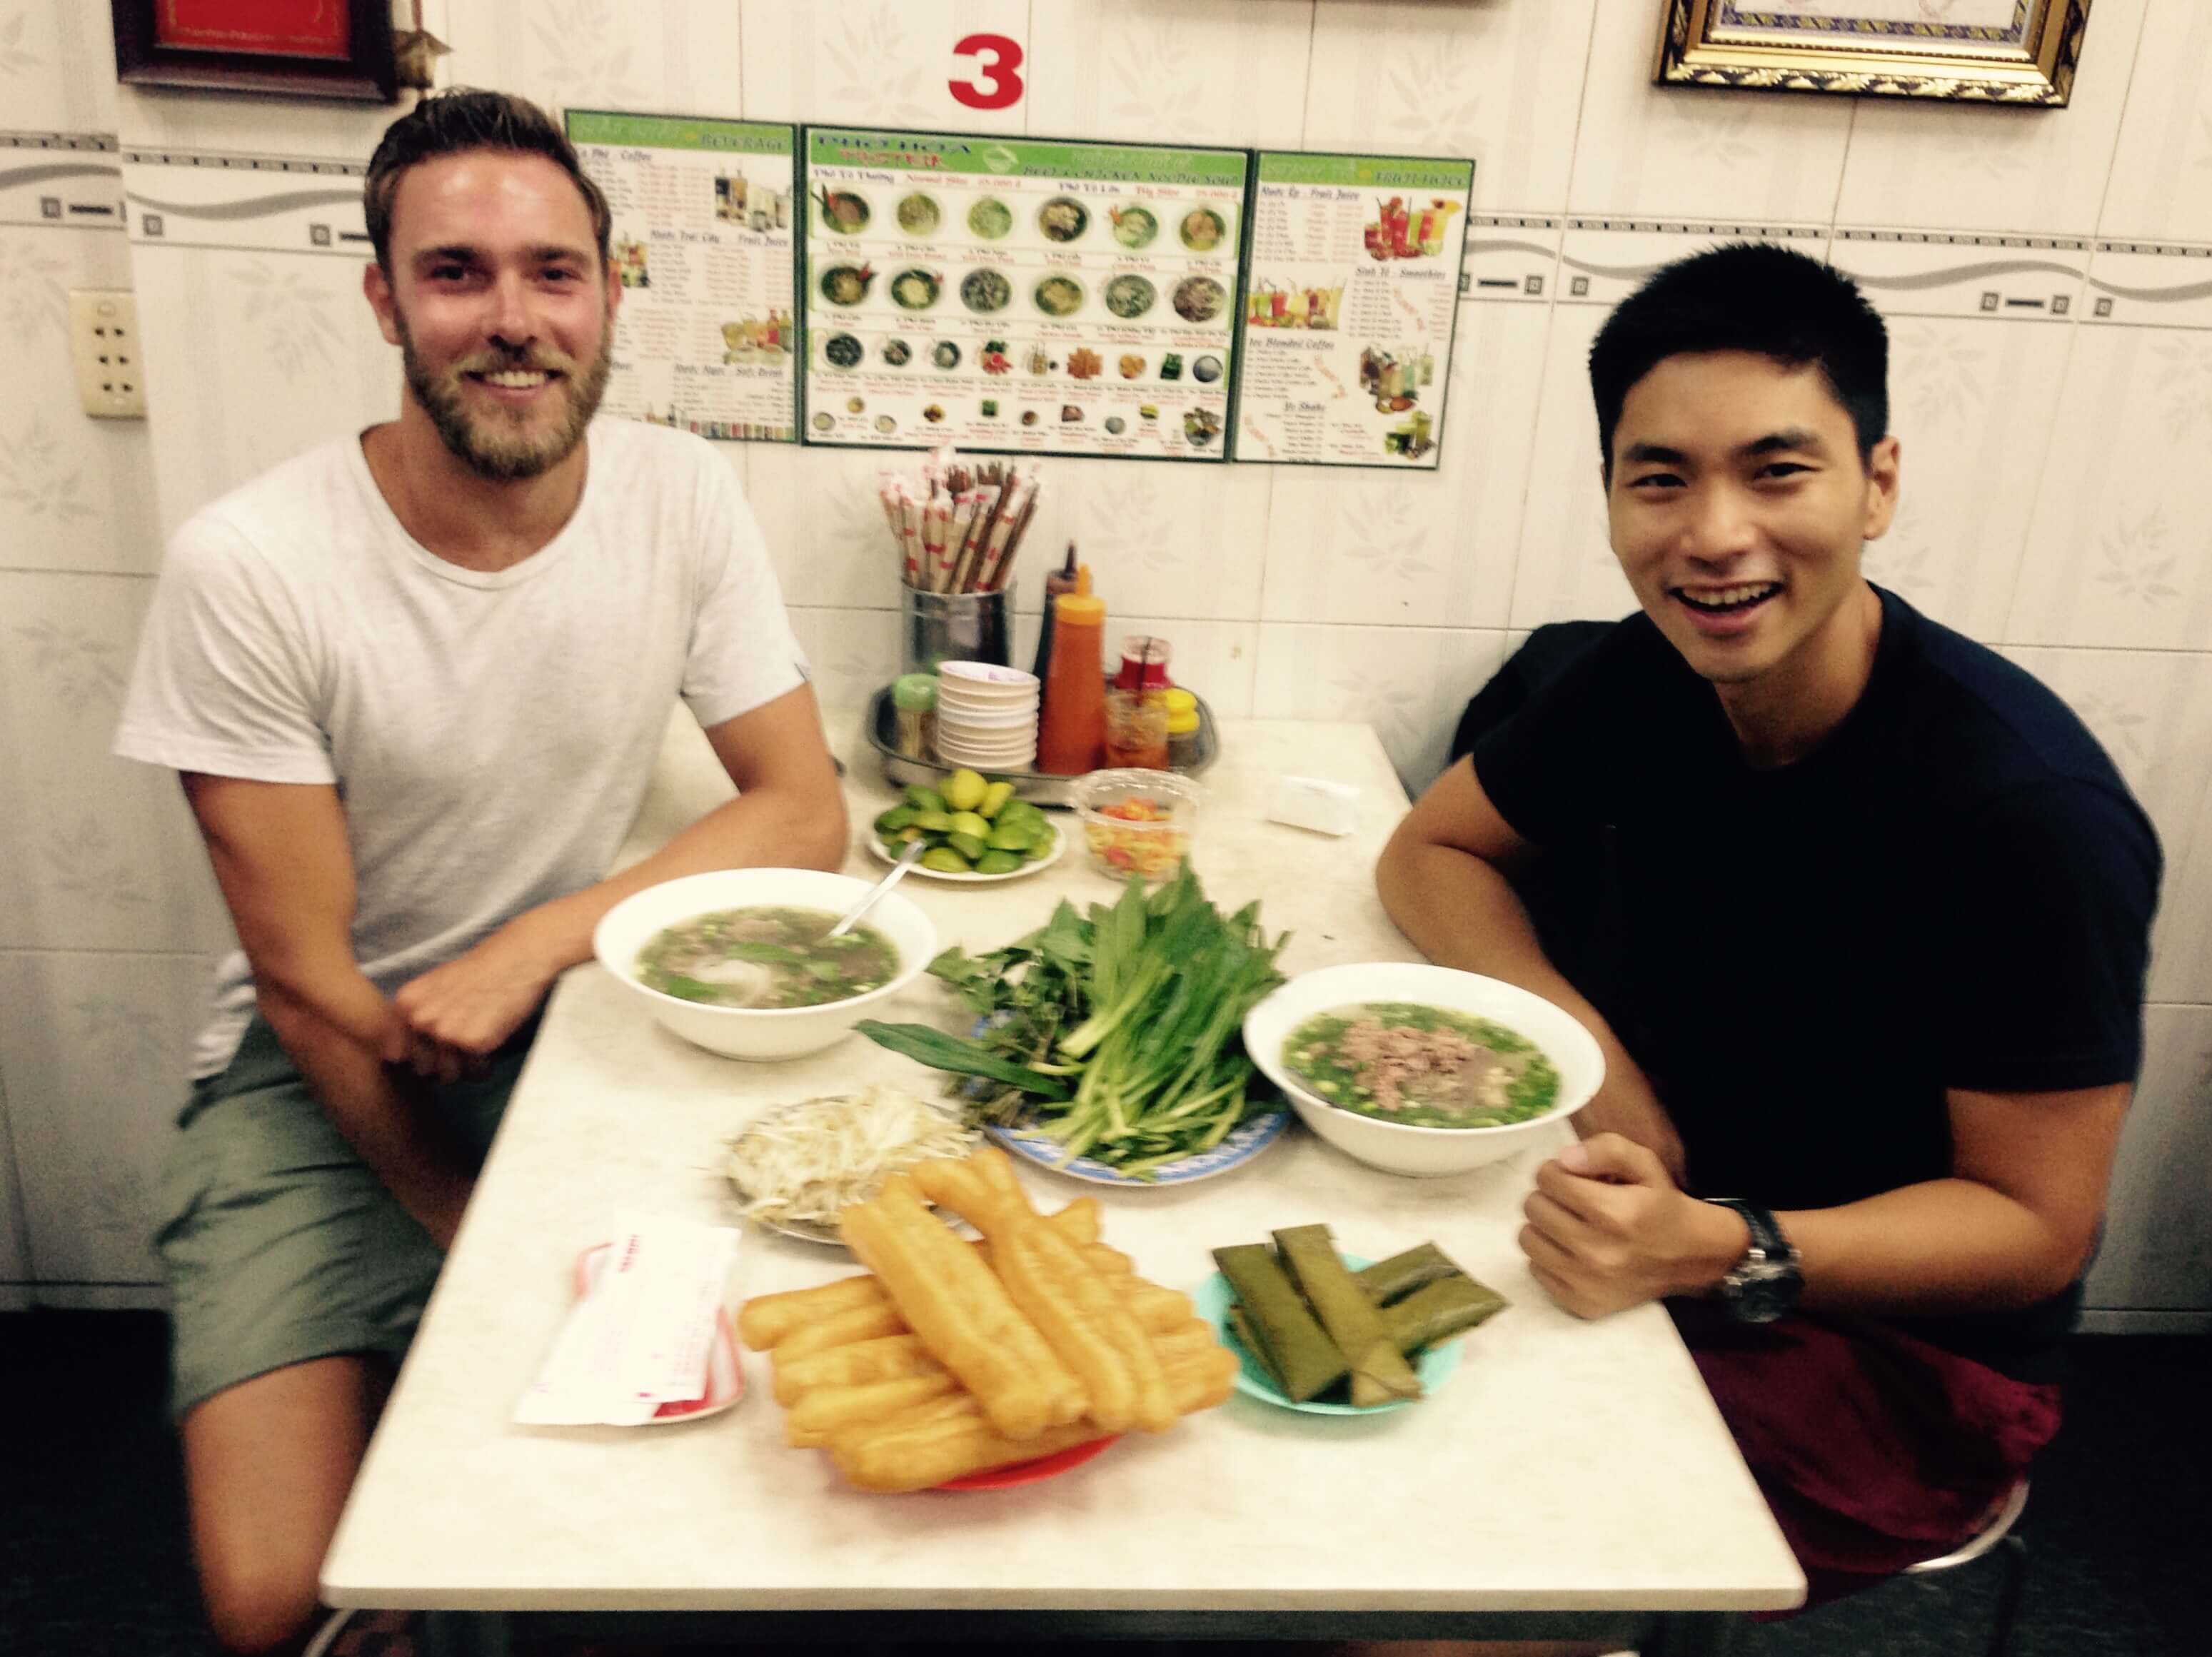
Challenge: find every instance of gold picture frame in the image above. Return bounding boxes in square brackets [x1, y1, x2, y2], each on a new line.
[1654, 1, 2093, 106]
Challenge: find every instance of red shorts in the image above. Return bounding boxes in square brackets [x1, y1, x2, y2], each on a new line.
[1671, 1301, 2062, 1609]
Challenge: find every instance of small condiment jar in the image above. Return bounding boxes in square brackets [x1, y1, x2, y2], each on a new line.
[1104, 637, 1172, 768]
[1162, 687, 1200, 770]
[891, 673, 937, 760]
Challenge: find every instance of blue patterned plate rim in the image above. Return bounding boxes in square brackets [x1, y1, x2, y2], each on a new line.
[982, 1109, 1289, 1187]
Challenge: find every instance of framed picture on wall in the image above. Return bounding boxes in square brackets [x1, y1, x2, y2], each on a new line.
[1654, 1, 2093, 106]
[112, 0, 399, 103]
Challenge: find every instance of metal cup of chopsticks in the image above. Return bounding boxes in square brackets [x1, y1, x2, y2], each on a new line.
[901, 586, 1010, 676]
[880, 448, 1044, 615]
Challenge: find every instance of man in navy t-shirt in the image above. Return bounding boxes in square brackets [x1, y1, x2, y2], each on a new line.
[1376, 243, 2159, 1599]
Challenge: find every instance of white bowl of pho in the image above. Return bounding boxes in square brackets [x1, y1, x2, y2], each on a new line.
[1243, 962, 1604, 1177]
[594, 869, 938, 1060]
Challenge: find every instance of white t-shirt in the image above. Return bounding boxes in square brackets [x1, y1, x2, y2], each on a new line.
[115, 419, 810, 1077]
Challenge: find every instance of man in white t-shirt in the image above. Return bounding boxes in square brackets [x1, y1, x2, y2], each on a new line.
[113, 90, 845, 1655]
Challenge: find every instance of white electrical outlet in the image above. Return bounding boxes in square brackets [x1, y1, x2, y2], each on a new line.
[68, 289, 147, 419]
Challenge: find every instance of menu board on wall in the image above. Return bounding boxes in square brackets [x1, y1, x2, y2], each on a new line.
[1233, 152, 1474, 469]
[800, 128, 1248, 461]
[566, 111, 798, 443]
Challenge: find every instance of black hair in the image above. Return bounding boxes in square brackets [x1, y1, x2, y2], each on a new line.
[1587, 242, 1888, 479]
[364, 89, 611, 271]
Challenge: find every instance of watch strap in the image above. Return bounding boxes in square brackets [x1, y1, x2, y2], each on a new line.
[1705, 1197, 1802, 1323]
[1710, 1197, 1789, 1266]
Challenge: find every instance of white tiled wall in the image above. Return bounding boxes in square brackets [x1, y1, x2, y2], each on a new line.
[4, 0, 2208, 1322]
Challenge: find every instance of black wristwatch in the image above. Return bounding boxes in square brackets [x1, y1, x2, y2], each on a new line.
[1704, 1199, 1802, 1324]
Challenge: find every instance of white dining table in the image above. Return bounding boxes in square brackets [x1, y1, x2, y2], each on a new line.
[320, 708, 1804, 1656]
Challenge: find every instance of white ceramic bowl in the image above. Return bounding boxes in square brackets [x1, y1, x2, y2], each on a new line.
[937, 660, 1039, 695]
[1242, 962, 1604, 1177]
[937, 706, 1040, 731]
[593, 868, 938, 1061]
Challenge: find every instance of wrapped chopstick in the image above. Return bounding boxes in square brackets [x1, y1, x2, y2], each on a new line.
[879, 448, 1047, 594]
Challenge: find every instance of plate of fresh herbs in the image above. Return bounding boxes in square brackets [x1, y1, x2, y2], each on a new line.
[855, 865, 1291, 1183]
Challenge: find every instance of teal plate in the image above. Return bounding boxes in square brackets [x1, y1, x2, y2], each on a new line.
[1192, 1253, 1462, 1416]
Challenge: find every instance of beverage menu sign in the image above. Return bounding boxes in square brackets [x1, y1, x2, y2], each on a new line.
[566, 111, 799, 443]
[801, 129, 1248, 461]
[1234, 152, 1474, 469]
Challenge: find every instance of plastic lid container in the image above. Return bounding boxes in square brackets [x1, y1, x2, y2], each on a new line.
[1072, 768, 1202, 884]
[1162, 688, 1199, 733]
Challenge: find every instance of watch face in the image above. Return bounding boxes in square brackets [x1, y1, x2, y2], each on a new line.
[1724, 1254, 1801, 1324]
[1728, 1268, 1796, 1324]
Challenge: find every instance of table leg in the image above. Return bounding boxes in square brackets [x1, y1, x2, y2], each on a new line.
[421, 1611, 511, 1657]
[1642, 1611, 1739, 1657]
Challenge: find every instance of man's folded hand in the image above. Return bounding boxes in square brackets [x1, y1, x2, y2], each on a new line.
[390, 922, 559, 1078]
[1519, 1133, 1749, 1319]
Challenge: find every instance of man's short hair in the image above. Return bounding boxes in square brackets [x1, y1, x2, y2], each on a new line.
[364, 89, 611, 272]
[1587, 242, 1889, 478]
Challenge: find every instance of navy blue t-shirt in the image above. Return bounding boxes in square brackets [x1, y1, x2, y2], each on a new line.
[1469, 586, 2161, 1377]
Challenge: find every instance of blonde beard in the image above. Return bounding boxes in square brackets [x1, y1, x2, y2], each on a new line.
[395, 312, 613, 481]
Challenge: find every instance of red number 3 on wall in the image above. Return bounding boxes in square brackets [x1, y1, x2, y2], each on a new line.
[950, 33, 1025, 111]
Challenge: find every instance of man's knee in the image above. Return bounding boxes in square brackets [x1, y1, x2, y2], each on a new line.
[181, 1355, 387, 1655]
[199, 1555, 321, 1656]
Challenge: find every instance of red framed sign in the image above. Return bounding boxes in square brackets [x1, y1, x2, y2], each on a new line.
[113, 0, 398, 101]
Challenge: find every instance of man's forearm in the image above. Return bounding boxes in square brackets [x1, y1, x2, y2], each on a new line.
[1782, 1179, 2093, 1315]
[257, 983, 476, 1249]
[497, 782, 849, 981]
[1377, 838, 1686, 1179]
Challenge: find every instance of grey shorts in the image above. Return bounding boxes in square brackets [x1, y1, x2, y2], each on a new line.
[155, 1015, 535, 1421]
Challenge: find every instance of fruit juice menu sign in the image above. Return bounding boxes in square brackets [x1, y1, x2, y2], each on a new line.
[566, 111, 799, 443]
[1235, 152, 1474, 469]
[801, 129, 1247, 460]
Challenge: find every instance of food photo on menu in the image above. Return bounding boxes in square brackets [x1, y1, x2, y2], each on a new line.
[799, 129, 1245, 458]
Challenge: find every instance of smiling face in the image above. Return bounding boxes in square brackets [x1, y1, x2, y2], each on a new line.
[1606, 350, 1900, 691]
[364, 150, 618, 482]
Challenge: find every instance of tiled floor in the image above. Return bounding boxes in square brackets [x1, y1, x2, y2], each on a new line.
[3, 1311, 2203, 1656]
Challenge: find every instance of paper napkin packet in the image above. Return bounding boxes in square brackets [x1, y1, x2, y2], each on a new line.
[516, 1212, 740, 1427]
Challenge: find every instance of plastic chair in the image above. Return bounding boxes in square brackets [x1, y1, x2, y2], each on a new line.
[1902, 1478, 2031, 1657]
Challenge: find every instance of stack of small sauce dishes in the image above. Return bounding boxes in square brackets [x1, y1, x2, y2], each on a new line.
[932, 660, 1041, 771]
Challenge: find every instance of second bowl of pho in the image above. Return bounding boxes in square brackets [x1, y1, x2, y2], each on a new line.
[595, 868, 937, 1060]
[1242, 962, 1603, 1176]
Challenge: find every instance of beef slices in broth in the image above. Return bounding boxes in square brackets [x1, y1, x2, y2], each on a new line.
[1284, 1002, 1559, 1128]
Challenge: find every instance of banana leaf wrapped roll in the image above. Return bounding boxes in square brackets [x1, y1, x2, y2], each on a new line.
[1212, 1243, 1345, 1402]
[1384, 1273, 1508, 1356]
[1272, 1224, 1422, 1409]
[1226, 1306, 1271, 1386]
[1355, 1242, 1467, 1306]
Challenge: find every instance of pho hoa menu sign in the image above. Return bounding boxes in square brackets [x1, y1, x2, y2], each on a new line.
[1235, 151, 1473, 470]
[567, 111, 800, 444]
[800, 128, 1248, 462]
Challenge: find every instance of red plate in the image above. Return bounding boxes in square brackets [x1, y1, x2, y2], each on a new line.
[936, 1434, 1119, 1490]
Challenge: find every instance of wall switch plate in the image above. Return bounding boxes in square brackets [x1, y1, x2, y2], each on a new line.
[68, 289, 146, 419]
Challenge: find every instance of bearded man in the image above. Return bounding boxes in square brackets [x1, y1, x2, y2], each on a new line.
[114, 90, 844, 1655]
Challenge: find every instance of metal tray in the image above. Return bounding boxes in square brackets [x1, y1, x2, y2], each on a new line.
[868, 684, 1220, 809]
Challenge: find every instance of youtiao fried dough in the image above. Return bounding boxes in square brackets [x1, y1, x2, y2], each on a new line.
[735, 1197, 1105, 1349]
[916, 1152, 1175, 1434]
[828, 1326, 1236, 1491]
[737, 1155, 1235, 1490]
[840, 1172, 1089, 1439]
